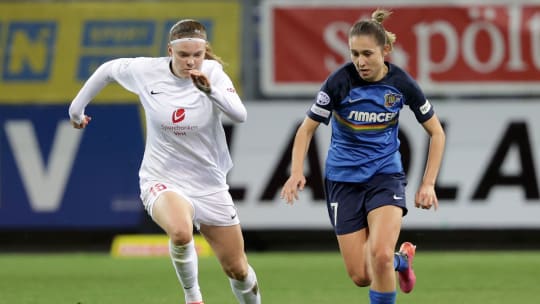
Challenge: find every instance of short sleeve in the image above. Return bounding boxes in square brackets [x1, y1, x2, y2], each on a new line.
[403, 78, 434, 123]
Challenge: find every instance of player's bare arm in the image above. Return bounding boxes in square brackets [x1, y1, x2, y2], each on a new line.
[281, 117, 320, 204]
[416, 114, 445, 210]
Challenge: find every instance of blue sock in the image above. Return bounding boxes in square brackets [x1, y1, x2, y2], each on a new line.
[394, 253, 408, 272]
[369, 289, 397, 304]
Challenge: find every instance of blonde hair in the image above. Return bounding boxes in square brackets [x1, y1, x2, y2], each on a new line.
[169, 19, 224, 65]
[349, 8, 397, 52]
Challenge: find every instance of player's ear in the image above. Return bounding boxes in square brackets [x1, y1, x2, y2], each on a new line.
[382, 43, 392, 57]
[168, 45, 173, 56]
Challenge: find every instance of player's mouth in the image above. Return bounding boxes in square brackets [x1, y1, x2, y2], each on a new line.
[359, 69, 370, 77]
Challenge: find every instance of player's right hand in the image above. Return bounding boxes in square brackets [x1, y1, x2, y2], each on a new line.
[71, 115, 92, 129]
[189, 70, 211, 94]
[280, 175, 306, 205]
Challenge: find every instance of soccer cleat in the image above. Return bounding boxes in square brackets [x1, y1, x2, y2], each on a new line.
[398, 241, 416, 293]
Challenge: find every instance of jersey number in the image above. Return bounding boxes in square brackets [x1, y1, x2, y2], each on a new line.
[150, 183, 167, 197]
[330, 202, 339, 226]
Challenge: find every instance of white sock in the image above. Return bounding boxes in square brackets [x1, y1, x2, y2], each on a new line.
[169, 239, 203, 303]
[229, 265, 261, 304]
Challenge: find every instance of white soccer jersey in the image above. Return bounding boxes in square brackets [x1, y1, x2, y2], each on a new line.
[69, 57, 246, 196]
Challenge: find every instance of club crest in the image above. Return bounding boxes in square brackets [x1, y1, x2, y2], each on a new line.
[384, 92, 402, 108]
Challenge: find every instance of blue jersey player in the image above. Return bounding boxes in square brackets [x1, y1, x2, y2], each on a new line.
[281, 9, 446, 304]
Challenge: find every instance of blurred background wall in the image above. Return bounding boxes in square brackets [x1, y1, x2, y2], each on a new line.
[1, 0, 540, 251]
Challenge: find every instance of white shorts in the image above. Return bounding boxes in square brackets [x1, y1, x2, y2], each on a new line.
[140, 181, 240, 230]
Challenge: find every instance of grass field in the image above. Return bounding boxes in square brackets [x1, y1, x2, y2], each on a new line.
[0, 251, 538, 303]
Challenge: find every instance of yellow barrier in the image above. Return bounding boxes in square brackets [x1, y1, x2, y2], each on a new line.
[110, 234, 213, 258]
[0, 1, 241, 103]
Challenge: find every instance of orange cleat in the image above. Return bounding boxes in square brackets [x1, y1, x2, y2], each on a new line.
[398, 242, 417, 293]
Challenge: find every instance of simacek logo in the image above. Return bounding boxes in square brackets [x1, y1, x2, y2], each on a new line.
[347, 111, 397, 123]
[172, 108, 185, 123]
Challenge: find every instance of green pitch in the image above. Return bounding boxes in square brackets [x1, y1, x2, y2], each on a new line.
[0, 251, 538, 303]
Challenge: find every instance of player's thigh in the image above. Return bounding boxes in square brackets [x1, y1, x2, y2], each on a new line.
[152, 191, 195, 239]
[367, 205, 402, 253]
[337, 228, 369, 277]
[199, 224, 248, 276]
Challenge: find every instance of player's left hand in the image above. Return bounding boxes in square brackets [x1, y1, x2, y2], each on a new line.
[415, 183, 438, 211]
[189, 70, 211, 94]
[71, 115, 92, 129]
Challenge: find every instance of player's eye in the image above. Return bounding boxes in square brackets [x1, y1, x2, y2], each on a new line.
[362, 51, 374, 57]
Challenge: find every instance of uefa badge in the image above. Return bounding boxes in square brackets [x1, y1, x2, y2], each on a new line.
[316, 91, 330, 106]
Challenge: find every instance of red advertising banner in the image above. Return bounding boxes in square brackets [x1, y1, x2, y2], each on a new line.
[261, 0, 540, 96]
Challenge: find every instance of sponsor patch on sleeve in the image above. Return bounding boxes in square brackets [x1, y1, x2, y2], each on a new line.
[419, 100, 432, 115]
[310, 104, 331, 118]
[316, 91, 330, 105]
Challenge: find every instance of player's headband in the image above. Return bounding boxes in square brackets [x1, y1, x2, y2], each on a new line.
[169, 37, 206, 45]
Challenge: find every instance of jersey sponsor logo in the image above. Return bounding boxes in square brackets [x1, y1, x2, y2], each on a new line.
[172, 108, 185, 123]
[419, 100, 432, 115]
[316, 91, 330, 105]
[226, 87, 236, 93]
[160, 124, 198, 136]
[162, 109, 198, 135]
[310, 104, 331, 118]
[384, 92, 402, 108]
[347, 111, 397, 123]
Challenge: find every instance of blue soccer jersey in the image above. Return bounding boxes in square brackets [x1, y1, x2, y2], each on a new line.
[307, 62, 434, 183]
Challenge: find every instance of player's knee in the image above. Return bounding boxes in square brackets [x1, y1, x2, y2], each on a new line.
[370, 249, 395, 275]
[168, 228, 192, 246]
[222, 261, 248, 280]
[350, 274, 371, 287]
[345, 263, 371, 287]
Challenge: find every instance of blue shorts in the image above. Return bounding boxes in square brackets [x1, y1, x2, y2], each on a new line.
[324, 173, 408, 235]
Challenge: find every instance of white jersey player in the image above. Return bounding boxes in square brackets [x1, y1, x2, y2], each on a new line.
[69, 19, 261, 304]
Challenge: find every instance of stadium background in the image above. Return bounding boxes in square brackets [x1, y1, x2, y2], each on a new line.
[1, 0, 540, 254]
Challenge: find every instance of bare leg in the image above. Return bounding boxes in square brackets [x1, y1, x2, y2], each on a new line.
[152, 191, 202, 303]
[336, 228, 371, 287]
[366, 205, 403, 292]
[200, 224, 261, 304]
